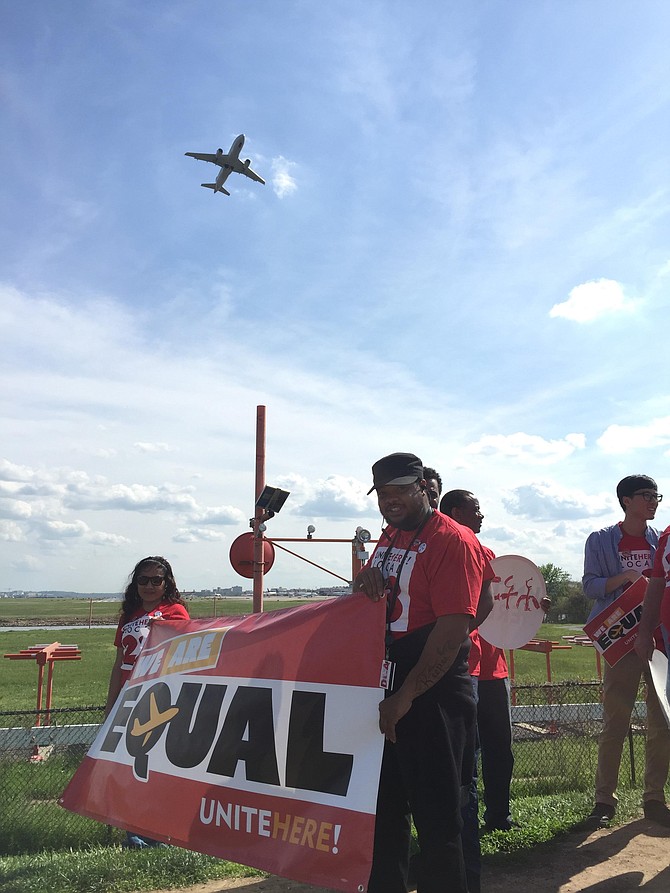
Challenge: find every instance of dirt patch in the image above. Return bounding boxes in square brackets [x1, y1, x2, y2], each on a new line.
[150, 818, 670, 893]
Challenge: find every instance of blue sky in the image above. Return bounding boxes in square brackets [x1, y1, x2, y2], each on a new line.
[2, 0, 670, 593]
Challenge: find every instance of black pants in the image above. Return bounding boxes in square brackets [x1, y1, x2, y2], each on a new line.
[368, 633, 476, 893]
[477, 677, 513, 829]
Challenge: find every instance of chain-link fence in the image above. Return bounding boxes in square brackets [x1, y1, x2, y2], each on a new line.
[0, 705, 123, 854]
[510, 681, 648, 797]
[0, 681, 656, 855]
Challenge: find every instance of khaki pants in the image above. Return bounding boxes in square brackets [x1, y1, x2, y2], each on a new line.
[595, 650, 670, 807]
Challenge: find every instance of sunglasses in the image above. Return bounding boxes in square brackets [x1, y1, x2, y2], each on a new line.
[137, 575, 166, 587]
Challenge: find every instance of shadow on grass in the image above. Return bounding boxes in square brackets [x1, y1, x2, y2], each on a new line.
[481, 818, 670, 892]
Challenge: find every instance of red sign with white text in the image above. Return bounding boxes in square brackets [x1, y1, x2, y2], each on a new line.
[60, 595, 386, 892]
[583, 576, 647, 667]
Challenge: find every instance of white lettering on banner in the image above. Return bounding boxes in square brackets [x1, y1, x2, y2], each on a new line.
[198, 798, 342, 853]
[130, 629, 230, 681]
[93, 676, 382, 813]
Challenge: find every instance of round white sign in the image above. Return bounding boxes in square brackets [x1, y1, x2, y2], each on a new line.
[478, 554, 547, 650]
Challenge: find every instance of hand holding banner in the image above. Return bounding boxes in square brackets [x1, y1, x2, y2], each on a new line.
[583, 576, 647, 667]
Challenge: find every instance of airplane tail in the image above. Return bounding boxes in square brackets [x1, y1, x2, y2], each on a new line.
[201, 183, 230, 196]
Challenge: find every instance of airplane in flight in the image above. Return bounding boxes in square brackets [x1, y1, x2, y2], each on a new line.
[185, 134, 266, 195]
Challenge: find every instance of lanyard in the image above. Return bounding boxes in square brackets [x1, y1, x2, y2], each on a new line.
[379, 510, 434, 650]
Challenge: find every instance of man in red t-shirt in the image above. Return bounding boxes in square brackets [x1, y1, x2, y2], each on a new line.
[440, 490, 520, 834]
[355, 453, 492, 893]
[635, 522, 670, 713]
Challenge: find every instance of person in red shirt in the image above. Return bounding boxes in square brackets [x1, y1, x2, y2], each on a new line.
[635, 522, 670, 729]
[104, 555, 189, 849]
[440, 490, 517, 834]
[105, 555, 189, 716]
[355, 453, 492, 893]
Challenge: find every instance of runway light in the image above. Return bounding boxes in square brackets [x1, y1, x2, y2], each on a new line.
[355, 527, 372, 543]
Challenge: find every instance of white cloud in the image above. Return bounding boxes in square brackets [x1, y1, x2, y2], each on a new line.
[88, 531, 131, 546]
[0, 520, 24, 542]
[11, 555, 43, 573]
[549, 278, 635, 322]
[466, 432, 585, 464]
[482, 524, 519, 544]
[597, 416, 670, 454]
[0, 498, 32, 520]
[503, 481, 611, 521]
[64, 481, 200, 513]
[278, 474, 373, 519]
[38, 520, 90, 539]
[271, 156, 298, 198]
[133, 442, 176, 454]
[173, 528, 227, 543]
[191, 506, 246, 526]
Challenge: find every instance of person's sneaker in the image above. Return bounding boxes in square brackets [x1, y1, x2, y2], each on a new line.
[124, 834, 150, 849]
[582, 803, 616, 829]
[643, 800, 670, 827]
[483, 819, 519, 832]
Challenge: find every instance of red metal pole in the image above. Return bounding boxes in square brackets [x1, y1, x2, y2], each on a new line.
[253, 405, 266, 614]
[35, 663, 44, 727]
[45, 661, 55, 726]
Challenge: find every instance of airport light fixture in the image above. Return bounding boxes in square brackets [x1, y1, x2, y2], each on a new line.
[255, 485, 290, 518]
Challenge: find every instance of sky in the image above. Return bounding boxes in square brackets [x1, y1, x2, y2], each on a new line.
[2, 0, 670, 594]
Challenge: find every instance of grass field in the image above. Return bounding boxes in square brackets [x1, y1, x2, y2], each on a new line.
[0, 601, 654, 893]
[0, 607, 601, 712]
[0, 598, 322, 712]
[0, 596, 311, 625]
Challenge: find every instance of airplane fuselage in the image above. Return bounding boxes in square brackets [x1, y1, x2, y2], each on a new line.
[185, 134, 265, 196]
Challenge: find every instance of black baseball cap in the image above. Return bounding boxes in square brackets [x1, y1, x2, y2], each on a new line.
[367, 452, 424, 495]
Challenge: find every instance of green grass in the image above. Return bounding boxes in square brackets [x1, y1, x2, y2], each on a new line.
[1, 619, 604, 713]
[0, 845, 264, 893]
[0, 597, 315, 625]
[0, 599, 319, 712]
[0, 790, 652, 893]
[506, 623, 602, 684]
[0, 610, 633, 892]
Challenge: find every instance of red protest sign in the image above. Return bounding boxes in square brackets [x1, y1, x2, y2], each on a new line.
[60, 595, 386, 892]
[583, 576, 647, 667]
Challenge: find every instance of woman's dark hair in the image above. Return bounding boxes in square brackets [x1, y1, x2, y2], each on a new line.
[120, 556, 183, 621]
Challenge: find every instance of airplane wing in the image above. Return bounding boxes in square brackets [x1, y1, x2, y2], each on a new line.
[185, 152, 224, 166]
[232, 158, 266, 185]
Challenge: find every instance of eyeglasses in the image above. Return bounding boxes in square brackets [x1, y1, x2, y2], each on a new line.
[632, 491, 663, 503]
[137, 575, 166, 587]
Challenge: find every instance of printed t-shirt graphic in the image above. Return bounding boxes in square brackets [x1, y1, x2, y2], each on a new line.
[618, 523, 652, 577]
[369, 512, 485, 637]
[115, 602, 189, 682]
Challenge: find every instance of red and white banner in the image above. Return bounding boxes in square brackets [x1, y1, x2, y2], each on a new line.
[583, 576, 647, 667]
[61, 595, 386, 892]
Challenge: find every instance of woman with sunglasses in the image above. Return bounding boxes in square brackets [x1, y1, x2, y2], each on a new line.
[104, 556, 189, 848]
[104, 556, 189, 718]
